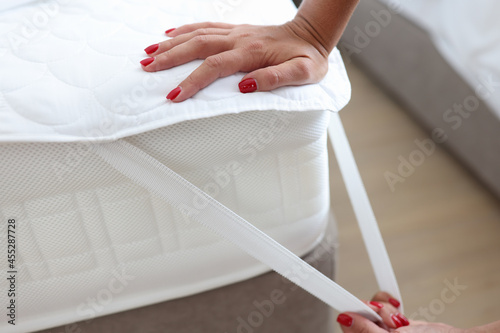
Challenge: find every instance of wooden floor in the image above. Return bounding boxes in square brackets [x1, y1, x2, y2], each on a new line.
[328, 62, 500, 329]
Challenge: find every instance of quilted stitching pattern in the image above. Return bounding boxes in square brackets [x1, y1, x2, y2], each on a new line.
[0, 0, 350, 142]
[0, 0, 348, 331]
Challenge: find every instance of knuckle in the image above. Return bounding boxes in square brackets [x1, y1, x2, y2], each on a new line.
[206, 22, 220, 28]
[195, 28, 210, 36]
[373, 291, 389, 301]
[155, 50, 171, 64]
[183, 75, 200, 90]
[204, 55, 224, 70]
[295, 60, 312, 80]
[295, 59, 310, 72]
[161, 40, 171, 50]
[236, 31, 252, 39]
[295, 60, 316, 82]
[162, 49, 172, 58]
[193, 34, 210, 45]
[244, 40, 264, 53]
[266, 69, 282, 87]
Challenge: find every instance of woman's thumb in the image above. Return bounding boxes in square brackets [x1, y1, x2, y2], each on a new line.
[239, 58, 320, 93]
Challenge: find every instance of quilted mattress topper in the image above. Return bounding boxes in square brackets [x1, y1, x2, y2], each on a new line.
[0, 0, 351, 143]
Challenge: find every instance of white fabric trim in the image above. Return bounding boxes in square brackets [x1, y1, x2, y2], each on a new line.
[93, 113, 402, 321]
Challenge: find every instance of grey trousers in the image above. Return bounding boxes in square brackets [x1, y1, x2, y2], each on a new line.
[36, 236, 336, 333]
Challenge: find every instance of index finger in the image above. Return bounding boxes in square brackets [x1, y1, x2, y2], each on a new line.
[166, 48, 245, 102]
[337, 312, 388, 333]
[371, 291, 401, 309]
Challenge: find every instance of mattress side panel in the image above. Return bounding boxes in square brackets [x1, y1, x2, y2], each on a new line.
[0, 110, 332, 332]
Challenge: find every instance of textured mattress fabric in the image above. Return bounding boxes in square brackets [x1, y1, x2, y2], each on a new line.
[1, 110, 332, 333]
[0, 0, 351, 332]
[35, 236, 337, 333]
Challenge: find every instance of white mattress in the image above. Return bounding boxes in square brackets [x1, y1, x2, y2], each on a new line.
[0, 0, 351, 332]
[383, 0, 500, 118]
[0, 0, 349, 141]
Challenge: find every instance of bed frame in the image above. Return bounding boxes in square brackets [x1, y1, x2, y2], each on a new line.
[339, 0, 500, 200]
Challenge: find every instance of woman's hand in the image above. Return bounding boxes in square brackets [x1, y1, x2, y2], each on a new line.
[139, 0, 360, 102]
[140, 21, 330, 102]
[340, 314, 464, 333]
[337, 292, 465, 333]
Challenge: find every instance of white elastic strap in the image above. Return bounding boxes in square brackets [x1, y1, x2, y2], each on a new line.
[328, 112, 403, 312]
[94, 140, 381, 322]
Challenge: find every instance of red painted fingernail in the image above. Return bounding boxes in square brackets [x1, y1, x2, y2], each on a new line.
[396, 313, 410, 326]
[389, 298, 401, 308]
[165, 28, 176, 35]
[140, 57, 154, 67]
[337, 314, 353, 327]
[144, 44, 159, 54]
[369, 301, 384, 309]
[166, 86, 181, 101]
[391, 314, 403, 328]
[239, 78, 257, 93]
